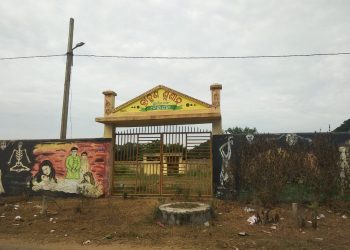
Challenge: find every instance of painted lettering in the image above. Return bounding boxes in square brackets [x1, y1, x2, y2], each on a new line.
[140, 97, 148, 106]
[153, 90, 159, 99]
[146, 94, 154, 102]
[163, 91, 170, 101]
[175, 97, 182, 104]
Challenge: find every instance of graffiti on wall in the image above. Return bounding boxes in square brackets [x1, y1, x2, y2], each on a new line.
[0, 139, 112, 197]
[212, 133, 350, 199]
[218, 136, 233, 189]
[339, 144, 350, 192]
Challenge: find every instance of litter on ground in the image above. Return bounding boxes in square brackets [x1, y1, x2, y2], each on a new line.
[247, 215, 258, 225]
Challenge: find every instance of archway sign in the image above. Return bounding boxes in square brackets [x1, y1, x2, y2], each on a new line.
[95, 84, 223, 137]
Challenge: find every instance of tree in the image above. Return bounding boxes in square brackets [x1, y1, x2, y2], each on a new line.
[225, 126, 257, 134]
[333, 119, 350, 132]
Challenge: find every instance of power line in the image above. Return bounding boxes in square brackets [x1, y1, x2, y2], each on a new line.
[0, 54, 65, 60]
[1, 54, 66, 60]
[1, 52, 350, 61]
[74, 52, 350, 59]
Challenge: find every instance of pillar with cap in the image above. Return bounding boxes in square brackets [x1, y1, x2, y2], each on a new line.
[102, 90, 117, 138]
[210, 83, 223, 135]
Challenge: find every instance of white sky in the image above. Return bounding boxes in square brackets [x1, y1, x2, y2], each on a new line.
[0, 0, 349, 139]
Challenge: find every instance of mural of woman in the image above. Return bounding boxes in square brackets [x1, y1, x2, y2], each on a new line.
[77, 171, 103, 198]
[219, 136, 234, 187]
[32, 160, 57, 191]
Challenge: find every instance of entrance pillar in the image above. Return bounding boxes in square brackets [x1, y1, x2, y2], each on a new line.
[210, 83, 223, 135]
[102, 90, 117, 138]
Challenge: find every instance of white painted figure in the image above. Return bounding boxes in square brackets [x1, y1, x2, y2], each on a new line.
[339, 146, 349, 194]
[286, 134, 298, 146]
[7, 142, 31, 172]
[273, 133, 312, 146]
[0, 170, 4, 194]
[219, 136, 233, 187]
[246, 134, 254, 144]
[0, 141, 6, 151]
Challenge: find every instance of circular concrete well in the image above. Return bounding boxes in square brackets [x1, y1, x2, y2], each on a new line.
[158, 202, 211, 225]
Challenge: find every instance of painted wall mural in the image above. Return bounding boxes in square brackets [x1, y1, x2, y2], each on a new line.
[0, 139, 112, 197]
[212, 133, 350, 199]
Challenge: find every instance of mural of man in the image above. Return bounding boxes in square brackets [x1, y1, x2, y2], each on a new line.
[65, 147, 81, 179]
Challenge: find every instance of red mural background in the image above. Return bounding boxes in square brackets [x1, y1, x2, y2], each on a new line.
[31, 141, 111, 194]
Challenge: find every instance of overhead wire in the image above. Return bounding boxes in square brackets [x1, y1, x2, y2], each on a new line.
[0, 54, 66, 60]
[74, 52, 350, 59]
[1, 52, 350, 61]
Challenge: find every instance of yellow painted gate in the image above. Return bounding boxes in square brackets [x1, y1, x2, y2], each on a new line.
[113, 126, 212, 196]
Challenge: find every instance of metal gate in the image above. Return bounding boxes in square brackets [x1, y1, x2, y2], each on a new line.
[113, 126, 212, 196]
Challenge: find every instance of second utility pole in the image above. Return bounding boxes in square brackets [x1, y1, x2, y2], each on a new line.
[60, 18, 74, 139]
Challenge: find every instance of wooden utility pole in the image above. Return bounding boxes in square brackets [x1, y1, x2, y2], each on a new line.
[60, 18, 74, 139]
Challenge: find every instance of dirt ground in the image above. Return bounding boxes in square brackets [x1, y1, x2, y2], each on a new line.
[0, 195, 349, 250]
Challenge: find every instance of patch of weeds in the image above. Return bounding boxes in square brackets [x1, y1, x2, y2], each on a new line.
[157, 197, 166, 204]
[183, 188, 190, 200]
[152, 205, 161, 221]
[174, 185, 183, 196]
[209, 199, 220, 219]
[196, 189, 202, 199]
[123, 192, 128, 199]
[309, 201, 319, 229]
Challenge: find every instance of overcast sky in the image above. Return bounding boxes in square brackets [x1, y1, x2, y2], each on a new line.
[0, 0, 349, 139]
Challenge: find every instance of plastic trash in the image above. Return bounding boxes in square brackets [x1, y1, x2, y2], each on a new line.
[83, 240, 91, 245]
[317, 214, 325, 219]
[156, 221, 166, 228]
[244, 207, 255, 213]
[104, 234, 113, 239]
[14, 216, 23, 221]
[247, 215, 257, 225]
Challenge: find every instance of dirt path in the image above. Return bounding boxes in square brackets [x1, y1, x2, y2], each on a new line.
[0, 238, 168, 250]
[0, 196, 349, 249]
